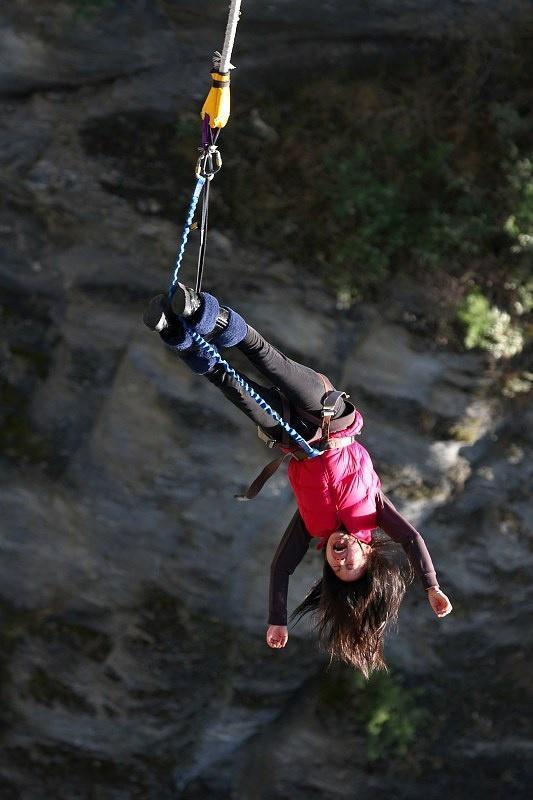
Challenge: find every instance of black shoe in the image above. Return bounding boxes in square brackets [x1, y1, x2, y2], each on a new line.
[143, 294, 174, 332]
[169, 282, 202, 318]
[170, 283, 230, 339]
[143, 290, 230, 345]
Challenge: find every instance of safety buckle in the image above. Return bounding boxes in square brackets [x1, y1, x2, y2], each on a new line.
[196, 145, 223, 180]
[321, 390, 348, 442]
[257, 426, 277, 449]
[321, 390, 348, 418]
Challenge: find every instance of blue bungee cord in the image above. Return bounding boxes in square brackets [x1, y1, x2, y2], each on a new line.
[187, 328, 321, 459]
[167, 185, 321, 458]
[165, 1, 321, 460]
[169, 175, 206, 292]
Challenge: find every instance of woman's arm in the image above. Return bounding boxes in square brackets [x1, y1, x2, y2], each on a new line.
[376, 492, 452, 617]
[268, 511, 311, 627]
[375, 492, 438, 588]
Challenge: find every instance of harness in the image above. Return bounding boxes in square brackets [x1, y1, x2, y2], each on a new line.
[236, 375, 359, 500]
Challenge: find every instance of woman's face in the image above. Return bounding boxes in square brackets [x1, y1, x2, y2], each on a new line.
[325, 531, 371, 582]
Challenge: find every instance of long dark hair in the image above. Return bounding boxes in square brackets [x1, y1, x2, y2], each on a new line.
[291, 534, 413, 678]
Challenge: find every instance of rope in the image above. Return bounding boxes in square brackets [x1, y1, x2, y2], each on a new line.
[166, 180, 319, 457]
[166, 173, 318, 456]
[187, 328, 322, 459]
[169, 175, 206, 294]
[171, 1, 242, 296]
[195, 178, 210, 293]
[219, 0, 242, 73]
[165, 1, 320, 460]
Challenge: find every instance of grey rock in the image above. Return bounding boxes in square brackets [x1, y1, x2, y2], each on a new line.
[0, 1, 531, 798]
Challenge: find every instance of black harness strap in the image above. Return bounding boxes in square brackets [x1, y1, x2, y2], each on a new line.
[195, 177, 210, 293]
[236, 380, 358, 500]
[320, 389, 348, 441]
[296, 391, 353, 438]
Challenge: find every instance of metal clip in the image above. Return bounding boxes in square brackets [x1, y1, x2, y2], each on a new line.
[321, 390, 348, 418]
[195, 145, 223, 180]
[257, 426, 277, 449]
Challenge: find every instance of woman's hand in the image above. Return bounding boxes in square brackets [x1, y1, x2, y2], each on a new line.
[427, 587, 453, 618]
[266, 625, 288, 649]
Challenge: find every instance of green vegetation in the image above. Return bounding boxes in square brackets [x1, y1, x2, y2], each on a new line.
[67, 0, 113, 19]
[355, 671, 426, 762]
[504, 154, 533, 254]
[81, 34, 532, 360]
[320, 667, 427, 763]
[458, 290, 524, 359]
[224, 119, 492, 301]
[214, 43, 532, 356]
[503, 370, 533, 398]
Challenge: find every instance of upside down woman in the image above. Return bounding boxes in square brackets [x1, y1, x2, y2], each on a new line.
[143, 285, 453, 677]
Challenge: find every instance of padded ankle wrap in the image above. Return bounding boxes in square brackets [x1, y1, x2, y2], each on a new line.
[211, 307, 247, 348]
[160, 319, 193, 351]
[180, 350, 217, 375]
[193, 292, 221, 336]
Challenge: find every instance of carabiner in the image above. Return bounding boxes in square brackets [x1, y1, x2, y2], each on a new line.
[195, 145, 223, 180]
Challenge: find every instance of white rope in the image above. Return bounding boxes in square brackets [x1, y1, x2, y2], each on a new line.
[219, 0, 242, 73]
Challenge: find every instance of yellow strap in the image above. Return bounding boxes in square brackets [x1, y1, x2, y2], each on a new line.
[201, 69, 231, 128]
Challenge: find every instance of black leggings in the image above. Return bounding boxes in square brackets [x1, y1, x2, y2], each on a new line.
[204, 325, 347, 441]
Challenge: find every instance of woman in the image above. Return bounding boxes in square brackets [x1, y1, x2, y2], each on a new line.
[143, 285, 453, 677]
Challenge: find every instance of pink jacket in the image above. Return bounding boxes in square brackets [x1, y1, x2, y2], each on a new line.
[285, 410, 381, 546]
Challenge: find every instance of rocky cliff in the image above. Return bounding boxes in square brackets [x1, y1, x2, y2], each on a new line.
[0, 2, 531, 798]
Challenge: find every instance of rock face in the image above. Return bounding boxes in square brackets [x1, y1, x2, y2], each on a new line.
[2, 0, 531, 96]
[0, 2, 532, 798]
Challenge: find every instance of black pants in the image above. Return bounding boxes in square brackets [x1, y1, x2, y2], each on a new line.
[205, 325, 346, 440]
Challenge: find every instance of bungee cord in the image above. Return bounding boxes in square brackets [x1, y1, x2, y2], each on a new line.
[219, 0, 242, 74]
[166, 1, 321, 459]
